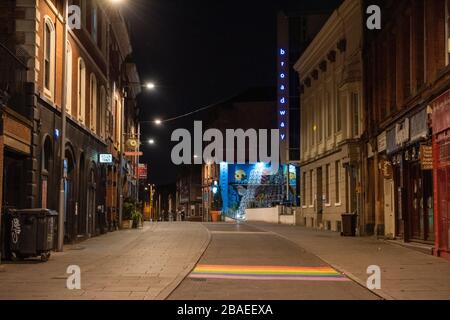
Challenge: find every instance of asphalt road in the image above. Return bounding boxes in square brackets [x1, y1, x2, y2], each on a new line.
[169, 223, 380, 300]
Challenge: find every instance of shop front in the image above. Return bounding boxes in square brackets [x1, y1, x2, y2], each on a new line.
[387, 107, 434, 243]
[432, 90, 450, 259]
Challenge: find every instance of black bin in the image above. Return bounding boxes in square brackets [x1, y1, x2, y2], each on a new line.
[341, 213, 357, 237]
[8, 209, 58, 262]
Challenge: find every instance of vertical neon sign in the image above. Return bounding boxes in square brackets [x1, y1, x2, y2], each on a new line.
[278, 47, 289, 163]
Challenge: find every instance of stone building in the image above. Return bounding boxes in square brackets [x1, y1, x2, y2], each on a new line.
[295, 0, 364, 232]
[0, 0, 141, 244]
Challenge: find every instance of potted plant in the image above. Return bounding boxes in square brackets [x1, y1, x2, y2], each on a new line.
[132, 209, 143, 229]
[210, 185, 223, 222]
[122, 198, 135, 229]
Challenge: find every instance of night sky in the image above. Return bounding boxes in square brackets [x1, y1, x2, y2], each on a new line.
[122, 0, 340, 185]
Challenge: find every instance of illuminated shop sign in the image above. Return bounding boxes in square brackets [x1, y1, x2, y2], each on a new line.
[99, 154, 113, 164]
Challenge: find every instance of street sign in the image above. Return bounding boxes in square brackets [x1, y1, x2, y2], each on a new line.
[137, 164, 148, 180]
[99, 154, 113, 164]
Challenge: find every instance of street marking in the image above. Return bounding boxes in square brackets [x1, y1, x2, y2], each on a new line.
[210, 231, 271, 235]
[189, 265, 350, 282]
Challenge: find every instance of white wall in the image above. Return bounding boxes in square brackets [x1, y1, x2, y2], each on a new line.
[245, 207, 280, 224]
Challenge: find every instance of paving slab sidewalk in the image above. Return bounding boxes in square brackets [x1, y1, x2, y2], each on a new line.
[247, 222, 450, 300]
[0, 222, 210, 300]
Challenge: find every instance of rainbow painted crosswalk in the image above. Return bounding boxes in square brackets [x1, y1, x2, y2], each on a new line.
[189, 265, 350, 282]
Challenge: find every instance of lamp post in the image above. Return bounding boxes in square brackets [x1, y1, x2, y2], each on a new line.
[57, 0, 69, 252]
[118, 82, 155, 228]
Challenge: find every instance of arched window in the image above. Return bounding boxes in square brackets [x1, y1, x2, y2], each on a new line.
[66, 41, 73, 114]
[99, 86, 106, 138]
[43, 17, 55, 99]
[89, 73, 97, 132]
[77, 58, 86, 123]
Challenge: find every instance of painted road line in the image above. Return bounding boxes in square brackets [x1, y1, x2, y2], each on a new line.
[189, 265, 350, 282]
[210, 231, 271, 235]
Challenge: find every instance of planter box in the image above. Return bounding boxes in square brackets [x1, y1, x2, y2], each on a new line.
[121, 220, 133, 229]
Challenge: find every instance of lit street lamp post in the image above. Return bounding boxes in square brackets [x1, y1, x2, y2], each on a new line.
[118, 82, 155, 227]
[57, 0, 69, 252]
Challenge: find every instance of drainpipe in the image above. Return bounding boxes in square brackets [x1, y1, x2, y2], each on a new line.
[57, 0, 69, 252]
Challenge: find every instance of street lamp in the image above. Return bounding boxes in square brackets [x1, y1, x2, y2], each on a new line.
[154, 119, 162, 126]
[118, 81, 156, 228]
[145, 82, 156, 90]
[148, 139, 155, 145]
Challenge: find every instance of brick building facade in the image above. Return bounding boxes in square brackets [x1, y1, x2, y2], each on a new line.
[0, 0, 141, 245]
[363, 0, 450, 245]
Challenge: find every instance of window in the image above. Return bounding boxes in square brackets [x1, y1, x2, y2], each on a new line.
[351, 92, 360, 137]
[77, 58, 86, 122]
[309, 170, 313, 206]
[80, 0, 87, 27]
[325, 164, 330, 205]
[446, 0, 450, 65]
[335, 161, 341, 204]
[114, 98, 120, 146]
[89, 74, 97, 131]
[66, 42, 73, 114]
[318, 97, 323, 143]
[43, 17, 55, 98]
[99, 86, 106, 138]
[327, 92, 333, 138]
[402, 12, 412, 98]
[91, 3, 98, 44]
[302, 172, 306, 206]
[337, 93, 343, 132]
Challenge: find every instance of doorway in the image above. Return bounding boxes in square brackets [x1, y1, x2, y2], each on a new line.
[64, 148, 76, 243]
[87, 166, 96, 237]
[384, 179, 395, 238]
[3, 150, 26, 210]
[408, 162, 434, 243]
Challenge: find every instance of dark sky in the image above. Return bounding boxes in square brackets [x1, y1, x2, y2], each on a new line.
[123, 0, 339, 185]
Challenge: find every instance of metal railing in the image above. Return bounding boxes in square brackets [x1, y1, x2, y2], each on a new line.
[0, 41, 28, 114]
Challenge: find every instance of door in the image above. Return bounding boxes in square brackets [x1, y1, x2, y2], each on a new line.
[409, 162, 422, 240]
[87, 186, 95, 237]
[384, 179, 395, 238]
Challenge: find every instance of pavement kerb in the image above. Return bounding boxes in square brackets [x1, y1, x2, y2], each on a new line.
[245, 223, 395, 301]
[156, 223, 213, 300]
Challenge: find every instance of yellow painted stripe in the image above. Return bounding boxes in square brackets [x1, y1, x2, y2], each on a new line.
[193, 270, 340, 276]
[194, 265, 339, 274]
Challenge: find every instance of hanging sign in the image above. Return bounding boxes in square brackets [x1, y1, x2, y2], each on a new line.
[420, 145, 433, 170]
